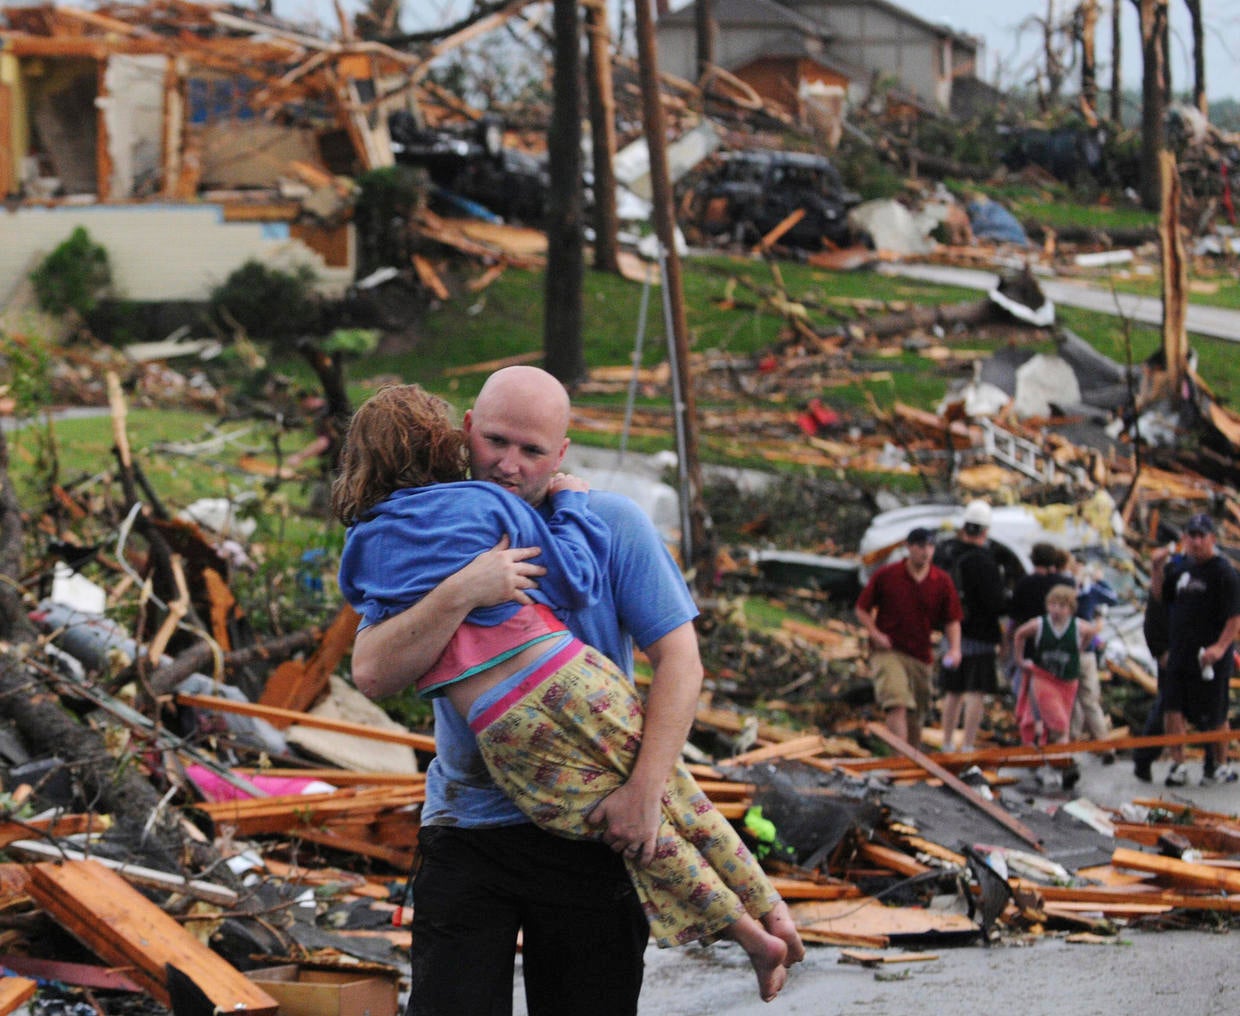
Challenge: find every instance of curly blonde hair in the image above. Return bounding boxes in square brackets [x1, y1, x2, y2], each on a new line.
[331, 384, 468, 524]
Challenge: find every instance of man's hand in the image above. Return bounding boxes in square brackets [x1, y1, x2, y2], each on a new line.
[941, 649, 960, 669]
[351, 534, 546, 700]
[547, 471, 589, 496]
[458, 533, 546, 607]
[869, 630, 893, 651]
[586, 781, 662, 867]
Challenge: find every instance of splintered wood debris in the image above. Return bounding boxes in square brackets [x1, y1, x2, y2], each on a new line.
[0, 360, 1237, 1015]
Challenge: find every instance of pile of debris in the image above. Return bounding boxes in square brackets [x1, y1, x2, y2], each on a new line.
[0, 343, 1235, 1016]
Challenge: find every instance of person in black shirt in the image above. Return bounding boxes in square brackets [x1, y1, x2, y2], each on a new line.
[936, 501, 1008, 753]
[1150, 513, 1240, 786]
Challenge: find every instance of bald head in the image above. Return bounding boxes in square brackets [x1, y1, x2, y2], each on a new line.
[475, 366, 571, 436]
[464, 366, 572, 504]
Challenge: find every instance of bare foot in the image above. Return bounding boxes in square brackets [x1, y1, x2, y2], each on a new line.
[747, 934, 788, 1002]
[762, 900, 806, 966]
[728, 915, 789, 1002]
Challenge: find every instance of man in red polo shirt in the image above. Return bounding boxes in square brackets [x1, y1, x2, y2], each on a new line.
[855, 527, 963, 753]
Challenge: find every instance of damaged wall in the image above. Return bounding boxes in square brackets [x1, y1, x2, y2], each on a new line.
[103, 54, 166, 200]
[0, 204, 353, 302]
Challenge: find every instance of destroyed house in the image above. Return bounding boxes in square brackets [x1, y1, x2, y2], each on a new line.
[0, 2, 419, 301]
[657, 0, 983, 119]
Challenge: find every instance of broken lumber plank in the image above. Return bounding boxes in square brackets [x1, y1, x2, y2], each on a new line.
[9, 841, 237, 906]
[0, 814, 98, 847]
[194, 787, 422, 835]
[1113, 823, 1240, 854]
[443, 350, 542, 377]
[259, 604, 361, 717]
[0, 956, 141, 992]
[411, 254, 451, 301]
[751, 207, 806, 255]
[29, 861, 278, 1014]
[866, 723, 1043, 851]
[0, 976, 36, 1016]
[1029, 881, 1240, 912]
[768, 880, 861, 902]
[856, 841, 931, 878]
[838, 949, 939, 967]
[173, 693, 437, 752]
[790, 897, 977, 940]
[1111, 847, 1240, 894]
[718, 733, 833, 767]
[234, 768, 426, 788]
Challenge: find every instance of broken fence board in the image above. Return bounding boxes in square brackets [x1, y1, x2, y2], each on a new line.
[29, 861, 278, 1014]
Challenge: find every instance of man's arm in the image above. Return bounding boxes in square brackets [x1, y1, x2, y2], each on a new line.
[350, 536, 545, 700]
[1149, 545, 1171, 601]
[1203, 612, 1240, 667]
[586, 622, 702, 866]
[854, 603, 892, 651]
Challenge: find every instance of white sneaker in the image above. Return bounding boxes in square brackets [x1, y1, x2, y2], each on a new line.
[1201, 764, 1238, 786]
[1164, 762, 1188, 787]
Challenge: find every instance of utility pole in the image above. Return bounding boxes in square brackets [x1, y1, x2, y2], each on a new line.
[633, 0, 712, 584]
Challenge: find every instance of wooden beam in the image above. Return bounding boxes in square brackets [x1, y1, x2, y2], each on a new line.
[866, 722, 1044, 851]
[29, 861, 277, 1014]
[173, 693, 437, 753]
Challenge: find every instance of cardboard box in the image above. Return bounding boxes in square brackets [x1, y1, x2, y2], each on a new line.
[246, 965, 398, 1016]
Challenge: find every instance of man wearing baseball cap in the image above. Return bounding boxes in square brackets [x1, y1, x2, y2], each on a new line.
[1150, 512, 1240, 785]
[855, 526, 963, 752]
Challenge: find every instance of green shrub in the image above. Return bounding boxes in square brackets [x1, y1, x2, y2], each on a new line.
[30, 227, 111, 316]
[209, 260, 321, 345]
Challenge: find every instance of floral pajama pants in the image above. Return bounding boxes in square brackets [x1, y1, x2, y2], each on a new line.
[469, 638, 780, 948]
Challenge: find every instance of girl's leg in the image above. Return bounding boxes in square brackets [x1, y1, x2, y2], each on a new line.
[659, 765, 803, 963]
[476, 646, 789, 952]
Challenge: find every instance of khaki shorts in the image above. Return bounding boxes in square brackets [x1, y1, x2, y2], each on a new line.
[871, 650, 933, 720]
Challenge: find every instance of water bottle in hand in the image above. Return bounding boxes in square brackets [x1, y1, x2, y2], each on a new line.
[1199, 647, 1215, 682]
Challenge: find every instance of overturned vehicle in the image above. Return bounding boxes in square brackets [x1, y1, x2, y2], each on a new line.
[683, 149, 860, 249]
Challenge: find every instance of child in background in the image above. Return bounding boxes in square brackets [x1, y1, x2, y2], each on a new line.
[1011, 585, 1102, 749]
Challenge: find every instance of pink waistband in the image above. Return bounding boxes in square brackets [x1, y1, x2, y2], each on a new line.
[468, 636, 585, 733]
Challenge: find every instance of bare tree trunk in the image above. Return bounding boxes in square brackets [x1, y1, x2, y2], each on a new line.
[1079, 0, 1100, 124]
[1111, 0, 1124, 123]
[1041, 0, 1066, 110]
[584, 0, 620, 274]
[1138, 0, 1171, 210]
[543, 0, 586, 385]
[1185, 0, 1207, 116]
[1159, 150, 1189, 394]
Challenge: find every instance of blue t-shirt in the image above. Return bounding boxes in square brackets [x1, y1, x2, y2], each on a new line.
[421, 489, 699, 827]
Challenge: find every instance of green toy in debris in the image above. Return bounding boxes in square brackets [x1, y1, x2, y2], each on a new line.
[742, 805, 797, 863]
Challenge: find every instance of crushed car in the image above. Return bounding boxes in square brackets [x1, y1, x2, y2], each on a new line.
[388, 111, 549, 225]
[683, 149, 860, 249]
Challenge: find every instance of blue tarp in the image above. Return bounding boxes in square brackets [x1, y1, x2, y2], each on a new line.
[967, 199, 1030, 246]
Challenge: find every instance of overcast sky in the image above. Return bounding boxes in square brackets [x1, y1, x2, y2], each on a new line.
[281, 0, 1240, 101]
[896, 0, 1240, 101]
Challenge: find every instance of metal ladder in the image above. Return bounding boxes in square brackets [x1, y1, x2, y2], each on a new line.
[975, 417, 1085, 485]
